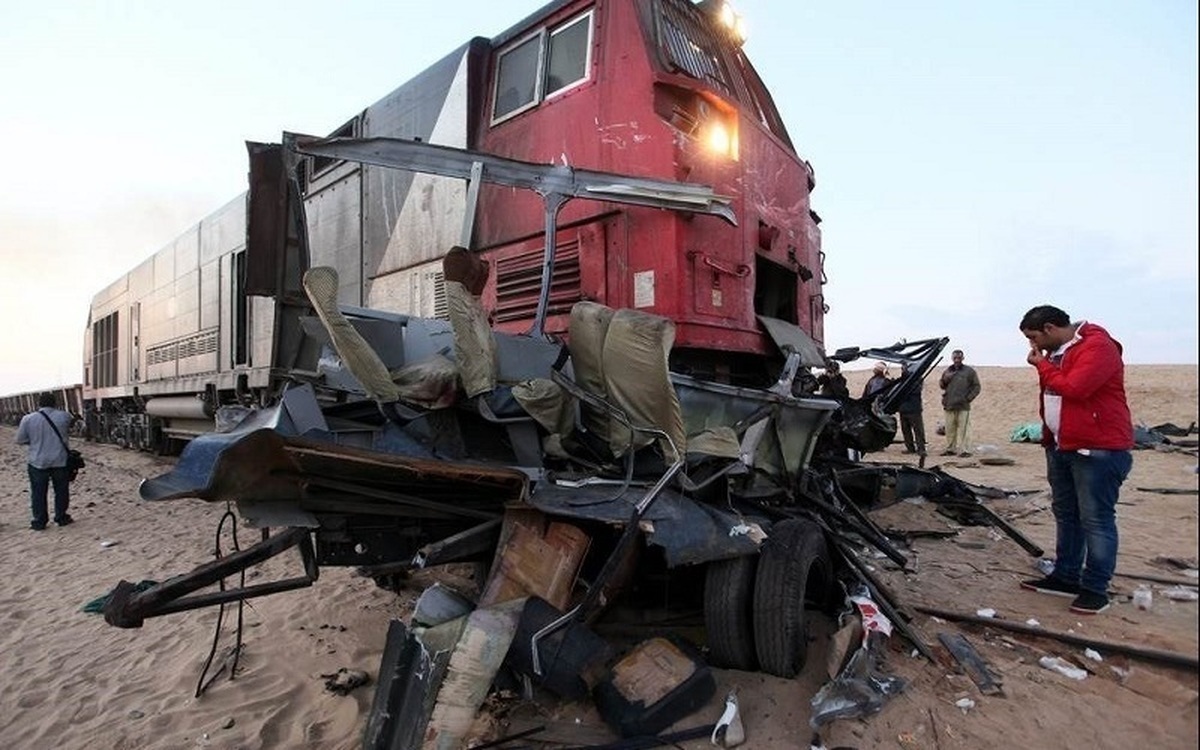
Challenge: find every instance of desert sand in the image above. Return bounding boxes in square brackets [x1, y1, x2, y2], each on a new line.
[1, 365, 1196, 749]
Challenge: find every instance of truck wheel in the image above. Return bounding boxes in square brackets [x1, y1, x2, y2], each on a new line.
[752, 518, 833, 678]
[703, 555, 758, 670]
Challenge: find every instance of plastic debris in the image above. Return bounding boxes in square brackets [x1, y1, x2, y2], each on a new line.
[1132, 585, 1153, 611]
[711, 692, 745, 747]
[809, 633, 907, 728]
[975, 608, 997, 618]
[810, 587, 906, 729]
[1083, 649, 1103, 662]
[1038, 656, 1088, 680]
[955, 697, 976, 713]
[1163, 586, 1199, 602]
[1036, 558, 1056, 576]
[849, 588, 895, 638]
[1025, 618, 1041, 627]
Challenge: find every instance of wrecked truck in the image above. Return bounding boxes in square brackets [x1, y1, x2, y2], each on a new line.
[93, 134, 989, 746]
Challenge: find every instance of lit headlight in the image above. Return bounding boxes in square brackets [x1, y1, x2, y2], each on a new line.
[701, 115, 739, 160]
[705, 122, 731, 155]
[715, 2, 748, 45]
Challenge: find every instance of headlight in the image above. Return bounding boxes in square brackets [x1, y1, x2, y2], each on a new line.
[704, 121, 732, 156]
[714, 2, 748, 46]
[698, 100, 739, 160]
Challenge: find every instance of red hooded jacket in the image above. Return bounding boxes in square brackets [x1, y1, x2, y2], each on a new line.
[1035, 321, 1133, 451]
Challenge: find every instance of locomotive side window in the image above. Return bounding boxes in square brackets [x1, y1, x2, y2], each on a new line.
[494, 34, 542, 120]
[546, 12, 591, 95]
[492, 9, 593, 123]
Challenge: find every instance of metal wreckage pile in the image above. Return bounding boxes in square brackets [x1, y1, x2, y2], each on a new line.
[98, 139, 1049, 749]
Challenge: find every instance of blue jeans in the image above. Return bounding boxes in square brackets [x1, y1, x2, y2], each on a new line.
[28, 464, 70, 527]
[1045, 447, 1133, 594]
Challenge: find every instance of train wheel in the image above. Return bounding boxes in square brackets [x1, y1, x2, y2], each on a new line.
[703, 555, 758, 670]
[752, 518, 833, 678]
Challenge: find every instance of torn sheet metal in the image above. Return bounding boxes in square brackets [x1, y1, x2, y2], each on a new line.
[363, 617, 465, 750]
[528, 482, 763, 567]
[140, 427, 528, 508]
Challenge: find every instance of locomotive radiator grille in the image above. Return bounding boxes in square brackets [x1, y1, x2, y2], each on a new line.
[493, 241, 582, 323]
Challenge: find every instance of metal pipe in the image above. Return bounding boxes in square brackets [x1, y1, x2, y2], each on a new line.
[915, 605, 1200, 671]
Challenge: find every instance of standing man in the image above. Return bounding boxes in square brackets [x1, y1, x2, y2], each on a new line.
[938, 349, 981, 456]
[862, 361, 892, 398]
[1018, 305, 1132, 615]
[15, 392, 75, 530]
[816, 360, 850, 399]
[897, 363, 927, 456]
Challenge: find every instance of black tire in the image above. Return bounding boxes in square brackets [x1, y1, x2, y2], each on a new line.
[703, 555, 759, 670]
[752, 518, 833, 678]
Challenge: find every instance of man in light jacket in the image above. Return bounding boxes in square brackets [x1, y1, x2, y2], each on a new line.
[938, 349, 981, 456]
[15, 392, 75, 530]
[1017, 305, 1133, 615]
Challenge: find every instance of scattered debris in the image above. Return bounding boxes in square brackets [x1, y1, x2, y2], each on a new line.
[1083, 649, 1103, 662]
[1163, 586, 1199, 602]
[937, 632, 1003, 695]
[1133, 585, 1153, 611]
[916, 605, 1200, 671]
[321, 668, 370, 696]
[1038, 657, 1088, 681]
[954, 697, 976, 713]
[594, 637, 715, 738]
[710, 691, 745, 748]
[810, 591, 908, 731]
[1149, 556, 1200, 578]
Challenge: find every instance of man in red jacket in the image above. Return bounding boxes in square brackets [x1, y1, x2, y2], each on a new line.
[1017, 305, 1133, 614]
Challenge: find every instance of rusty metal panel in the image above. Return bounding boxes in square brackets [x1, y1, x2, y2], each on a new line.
[244, 142, 287, 297]
[479, 515, 590, 610]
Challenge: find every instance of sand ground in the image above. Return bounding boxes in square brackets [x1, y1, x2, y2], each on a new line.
[1, 365, 1196, 749]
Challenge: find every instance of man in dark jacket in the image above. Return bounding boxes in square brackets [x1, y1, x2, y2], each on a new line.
[862, 361, 892, 398]
[1017, 305, 1133, 615]
[816, 360, 850, 399]
[938, 350, 981, 456]
[897, 363, 927, 456]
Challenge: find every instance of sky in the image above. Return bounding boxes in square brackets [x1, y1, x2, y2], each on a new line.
[0, 0, 1195, 394]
